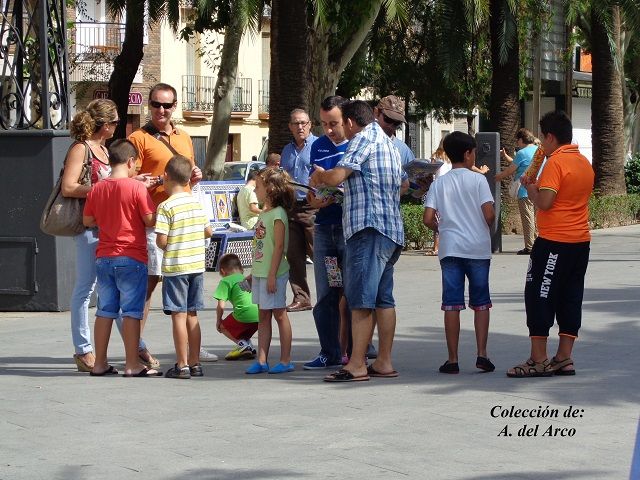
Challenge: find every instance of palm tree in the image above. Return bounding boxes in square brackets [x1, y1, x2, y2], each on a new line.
[568, 0, 640, 195]
[105, 0, 168, 139]
[489, 0, 520, 156]
[268, 0, 408, 153]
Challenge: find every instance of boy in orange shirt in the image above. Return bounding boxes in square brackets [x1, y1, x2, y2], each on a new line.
[507, 111, 594, 378]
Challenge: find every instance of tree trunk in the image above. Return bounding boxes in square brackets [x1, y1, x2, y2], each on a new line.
[489, 0, 520, 232]
[488, 0, 519, 153]
[591, 5, 626, 195]
[268, 0, 310, 154]
[203, 2, 245, 180]
[269, 0, 384, 148]
[108, 0, 144, 140]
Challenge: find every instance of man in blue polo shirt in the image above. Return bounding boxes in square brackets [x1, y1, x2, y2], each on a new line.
[280, 108, 318, 312]
[303, 96, 350, 370]
[310, 100, 406, 383]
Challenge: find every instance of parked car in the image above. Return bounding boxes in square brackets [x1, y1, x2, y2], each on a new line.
[220, 161, 265, 182]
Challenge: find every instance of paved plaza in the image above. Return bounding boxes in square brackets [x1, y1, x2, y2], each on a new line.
[1, 225, 639, 480]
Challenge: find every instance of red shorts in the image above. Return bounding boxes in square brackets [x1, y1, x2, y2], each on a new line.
[222, 313, 258, 340]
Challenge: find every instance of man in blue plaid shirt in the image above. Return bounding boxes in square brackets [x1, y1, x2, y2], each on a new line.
[310, 100, 407, 383]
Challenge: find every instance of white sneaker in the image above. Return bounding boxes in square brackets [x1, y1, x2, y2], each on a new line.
[306, 256, 314, 265]
[199, 348, 219, 362]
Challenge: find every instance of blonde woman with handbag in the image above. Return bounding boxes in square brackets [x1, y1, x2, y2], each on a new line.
[62, 99, 160, 372]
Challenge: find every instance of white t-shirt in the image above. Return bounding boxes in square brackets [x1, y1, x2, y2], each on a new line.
[424, 167, 494, 259]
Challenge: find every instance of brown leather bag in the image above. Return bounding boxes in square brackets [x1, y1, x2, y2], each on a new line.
[40, 142, 92, 236]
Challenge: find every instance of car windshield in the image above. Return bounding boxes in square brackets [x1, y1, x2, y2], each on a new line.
[221, 164, 246, 180]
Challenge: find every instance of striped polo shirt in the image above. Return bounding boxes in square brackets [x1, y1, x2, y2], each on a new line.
[155, 192, 210, 276]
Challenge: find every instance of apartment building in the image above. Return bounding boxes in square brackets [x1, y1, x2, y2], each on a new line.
[67, 1, 270, 167]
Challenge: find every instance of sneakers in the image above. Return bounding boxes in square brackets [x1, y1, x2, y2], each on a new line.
[303, 354, 342, 370]
[269, 362, 295, 374]
[189, 364, 203, 377]
[366, 344, 378, 359]
[199, 348, 219, 362]
[246, 361, 269, 374]
[517, 248, 531, 255]
[165, 363, 191, 379]
[225, 344, 256, 361]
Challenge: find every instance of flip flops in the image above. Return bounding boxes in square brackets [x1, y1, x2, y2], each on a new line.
[367, 365, 399, 378]
[89, 365, 118, 376]
[324, 369, 370, 382]
[550, 356, 576, 376]
[123, 367, 162, 378]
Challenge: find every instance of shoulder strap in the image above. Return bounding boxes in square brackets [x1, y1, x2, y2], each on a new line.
[141, 122, 180, 156]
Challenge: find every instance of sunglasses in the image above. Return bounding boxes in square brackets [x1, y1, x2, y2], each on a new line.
[150, 100, 175, 109]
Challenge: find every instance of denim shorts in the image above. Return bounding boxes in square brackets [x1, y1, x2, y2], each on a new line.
[440, 256, 492, 311]
[162, 273, 205, 314]
[344, 228, 402, 310]
[251, 273, 289, 310]
[95, 256, 148, 319]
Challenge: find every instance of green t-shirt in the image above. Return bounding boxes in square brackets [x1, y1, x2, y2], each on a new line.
[251, 206, 289, 278]
[213, 272, 258, 323]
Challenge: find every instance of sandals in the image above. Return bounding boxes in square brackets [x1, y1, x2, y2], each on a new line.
[73, 353, 95, 373]
[550, 356, 576, 376]
[138, 349, 161, 369]
[123, 367, 163, 378]
[506, 358, 553, 378]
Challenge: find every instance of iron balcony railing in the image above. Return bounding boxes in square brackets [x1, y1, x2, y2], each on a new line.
[258, 79, 269, 114]
[182, 75, 252, 113]
[68, 22, 125, 61]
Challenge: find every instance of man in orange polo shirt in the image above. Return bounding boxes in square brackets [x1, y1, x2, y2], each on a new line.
[507, 111, 594, 378]
[129, 83, 205, 366]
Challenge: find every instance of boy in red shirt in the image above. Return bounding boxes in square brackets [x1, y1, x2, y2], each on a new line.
[83, 139, 159, 377]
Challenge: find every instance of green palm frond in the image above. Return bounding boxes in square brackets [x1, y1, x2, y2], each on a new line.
[495, 0, 518, 65]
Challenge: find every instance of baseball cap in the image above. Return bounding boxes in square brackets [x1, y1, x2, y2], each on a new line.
[377, 95, 406, 123]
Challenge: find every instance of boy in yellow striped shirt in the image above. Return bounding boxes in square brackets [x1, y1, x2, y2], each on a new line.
[156, 155, 212, 379]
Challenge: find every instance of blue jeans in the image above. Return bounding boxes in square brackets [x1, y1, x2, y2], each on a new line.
[70, 230, 147, 353]
[70, 229, 99, 354]
[344, 228, 402, 310]
[440, 256, 492, 311]
[312, 224, 346, 363]
[96, 256, 148, 319]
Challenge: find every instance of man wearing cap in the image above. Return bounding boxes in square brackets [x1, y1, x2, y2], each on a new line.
[374, 95, 415, 170]
[280, 108, 318, 312]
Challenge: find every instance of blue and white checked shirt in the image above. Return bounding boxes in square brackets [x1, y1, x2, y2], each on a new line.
[281, 133, 318, 200]
[336, 122, 404, 246]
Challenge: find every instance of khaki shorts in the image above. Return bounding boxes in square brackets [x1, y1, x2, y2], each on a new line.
[146, 228, 164, 276]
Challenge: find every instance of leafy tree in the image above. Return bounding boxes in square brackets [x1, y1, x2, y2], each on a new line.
[268, 0, 408, 153]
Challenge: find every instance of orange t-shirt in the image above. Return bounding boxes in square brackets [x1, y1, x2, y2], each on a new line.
[536, 144, 594, 243]
[129, 125, 195, 206]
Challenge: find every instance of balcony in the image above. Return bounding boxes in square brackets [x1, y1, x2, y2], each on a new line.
[67, 22, 131, 83]
[182, 75, 253, 120]
[258, 79, 269, 120]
